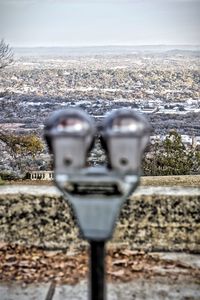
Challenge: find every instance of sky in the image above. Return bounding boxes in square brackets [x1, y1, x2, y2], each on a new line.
[0, 0, 199, 47]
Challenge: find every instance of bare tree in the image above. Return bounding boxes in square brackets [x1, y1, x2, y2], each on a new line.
[0, 39, 13, 69]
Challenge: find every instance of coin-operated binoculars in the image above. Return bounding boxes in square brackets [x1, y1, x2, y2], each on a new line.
[44, 108, 150, 300]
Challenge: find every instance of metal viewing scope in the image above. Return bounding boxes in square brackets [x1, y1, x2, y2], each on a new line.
[44, 108, 150, 300]
[44, 108, 150, 241]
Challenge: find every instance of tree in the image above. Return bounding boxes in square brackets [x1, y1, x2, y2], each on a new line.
[192, 150, 200, 174]
[143, 130, 196, 176]
[160, 130, 194, 175]
[0, 131, 44, 172]
[0, 39, 13, 69]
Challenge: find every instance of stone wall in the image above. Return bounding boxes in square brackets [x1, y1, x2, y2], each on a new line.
[116, 194, 200, 253]
[0, 191, 199, 252]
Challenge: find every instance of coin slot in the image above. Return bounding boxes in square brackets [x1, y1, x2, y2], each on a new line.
[119, 158, 128, 166]
[64, 158, 72, 166]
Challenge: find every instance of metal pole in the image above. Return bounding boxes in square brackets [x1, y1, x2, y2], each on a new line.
[89, 240, 106, 300]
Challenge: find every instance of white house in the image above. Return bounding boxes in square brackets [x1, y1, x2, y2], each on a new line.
[27, 171, 54, 180]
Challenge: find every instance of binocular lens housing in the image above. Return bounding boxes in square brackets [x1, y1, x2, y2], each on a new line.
[44, 109, 95, 171]
[101, 109, 150, 173]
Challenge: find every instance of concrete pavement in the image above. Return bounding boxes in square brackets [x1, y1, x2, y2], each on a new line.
[1, 277, 200, 300]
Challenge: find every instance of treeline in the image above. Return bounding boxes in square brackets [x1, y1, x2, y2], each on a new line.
[0, 129, 200, 180]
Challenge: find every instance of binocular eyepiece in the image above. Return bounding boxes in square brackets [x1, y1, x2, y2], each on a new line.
[44, 108, 150, 174]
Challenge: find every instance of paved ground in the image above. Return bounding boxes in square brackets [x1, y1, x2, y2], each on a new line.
[1, 277, 200, 300]
[1, 184, 200, 196]
[0, 283, 48, 300]
[54, 279, 200, 300]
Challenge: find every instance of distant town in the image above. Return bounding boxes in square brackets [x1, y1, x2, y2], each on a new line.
[0, 46, 200, 177]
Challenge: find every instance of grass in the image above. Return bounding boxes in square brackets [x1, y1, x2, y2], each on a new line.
[3, 175, 200, 187]
[140, 175, 200, 187]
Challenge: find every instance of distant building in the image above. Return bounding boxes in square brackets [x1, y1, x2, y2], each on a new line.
[192, 136, 197, 149]
[26, 171, 54, 180]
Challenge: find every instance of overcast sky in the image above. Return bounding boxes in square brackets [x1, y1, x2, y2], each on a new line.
[0, 0, 199, 47]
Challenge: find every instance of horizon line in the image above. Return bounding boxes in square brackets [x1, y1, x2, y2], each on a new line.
[13, 44, 200, 48]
